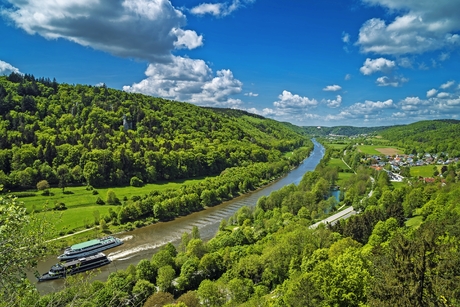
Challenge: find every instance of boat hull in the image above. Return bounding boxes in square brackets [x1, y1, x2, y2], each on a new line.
[39, 253, 111, 282]
[58, 236, 123, 261]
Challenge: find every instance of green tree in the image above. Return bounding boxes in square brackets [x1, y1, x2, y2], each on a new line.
[156, 265, 176, 293]
[0, 192, 54, 304]
[56, 164, 71, 192]
[36, 179, 50, 194]
[197, 279, 226, 307]
[106, 189, 119, 205]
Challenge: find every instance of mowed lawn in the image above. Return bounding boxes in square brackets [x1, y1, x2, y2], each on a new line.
[357, 145, 403, 155]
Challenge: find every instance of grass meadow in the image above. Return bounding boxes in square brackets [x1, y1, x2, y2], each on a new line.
[410, 165, 441, 178]
[9, 177, 208, 235]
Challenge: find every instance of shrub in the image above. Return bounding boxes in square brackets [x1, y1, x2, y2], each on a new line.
[92, 190, 99, 195]
[131, 195, 141, 202]
[130, 176, 144, 187]
[96, 197, 105, 205]
[53, 202, 67, 211]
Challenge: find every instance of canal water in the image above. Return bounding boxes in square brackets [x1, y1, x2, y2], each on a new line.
[32, 140, 325, 294]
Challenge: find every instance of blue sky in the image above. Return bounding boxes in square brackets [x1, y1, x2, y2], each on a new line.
[1, 0, 460, 127]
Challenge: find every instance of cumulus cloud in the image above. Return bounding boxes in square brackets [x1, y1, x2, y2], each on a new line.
[244, 92, 259, 97]
[324, 95, 342, 108]
[323, 85, 342, 92]
[358, 0, 460, 55]
[348, 99, 395, 114]
[123, 56, 243, 107]
[191, 0, 254, 17]
[440, 80, 455, 89]
[427, 88, 438, 98]
[0, 60, 20, 75]
[376, 75, 408, 87]
[437, 92, 450, 99]
[2, 0, 203, 63]
[342, 32, 350, 43]
[273, 90, 318, 109]
[360, 58, 396, 75]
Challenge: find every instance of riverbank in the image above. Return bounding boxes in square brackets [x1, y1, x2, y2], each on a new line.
[32, 140, 325, 294]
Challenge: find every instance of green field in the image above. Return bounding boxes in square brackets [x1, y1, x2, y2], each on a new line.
[9, 178, 208, 234]
[327, 158, 354, 186]
[327, 143, 348, 150]
[357, 145, 403, 155]
[410, 165, 441, 178]
[328, 158, 349, 171]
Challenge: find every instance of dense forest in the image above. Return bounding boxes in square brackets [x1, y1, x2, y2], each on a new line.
[0, 73, 310, 191]
[4, 141, 460, 306]
[379, 119, 460, 156]
[2, 72, 460, 306]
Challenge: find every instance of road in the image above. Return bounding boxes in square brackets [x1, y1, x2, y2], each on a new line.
[309, 206, 356, 229]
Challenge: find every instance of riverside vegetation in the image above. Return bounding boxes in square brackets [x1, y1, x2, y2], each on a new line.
[1, 73, 460, 306]
[0, 73, 312, 236]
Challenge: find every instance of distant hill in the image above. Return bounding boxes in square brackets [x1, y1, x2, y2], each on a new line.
[379, 119, 460, 155]
[303, 125, 392, 136]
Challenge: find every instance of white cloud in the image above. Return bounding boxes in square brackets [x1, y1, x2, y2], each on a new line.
[304, 113, 321, 120]
[376, 75, 408, 87]
[273, 90, 318, 109]
[360, 58, 396, 75]
[392, 112, 406, 118]
[358, 0, 460, 55]
[437, 92, 450, 99]
[439, 52, 450, 61]
[324, 95, 342, 108]
[0, 60, 20, 75]
[427, 88, 438, 98]
[172, 28, 204, 50]
[342, 32, 350, 43]
[2, 0, 203, 63]
[440, 80, 455, 89]
[190, 0, 254, 17]
[398, 57, 413, 68]
[190, 3, 223, 16]
[323, 85, 342, 92]
[345, 74, 351, 80]
[244, 92, 259, 97]
[348, 99, 395, 114]
[123, 56, 243, 107]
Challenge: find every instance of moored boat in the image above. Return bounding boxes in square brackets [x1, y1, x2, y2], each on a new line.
[38, 253, 111, 282]
[58, 236, 123, 261]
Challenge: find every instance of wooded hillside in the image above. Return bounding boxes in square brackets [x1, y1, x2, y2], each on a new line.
[0, 73, 309, 190]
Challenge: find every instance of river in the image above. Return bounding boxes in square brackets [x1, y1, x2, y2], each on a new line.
[32, 140, 325, 294]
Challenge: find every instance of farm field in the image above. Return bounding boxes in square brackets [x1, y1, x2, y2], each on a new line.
[357, 145, 403, 155]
